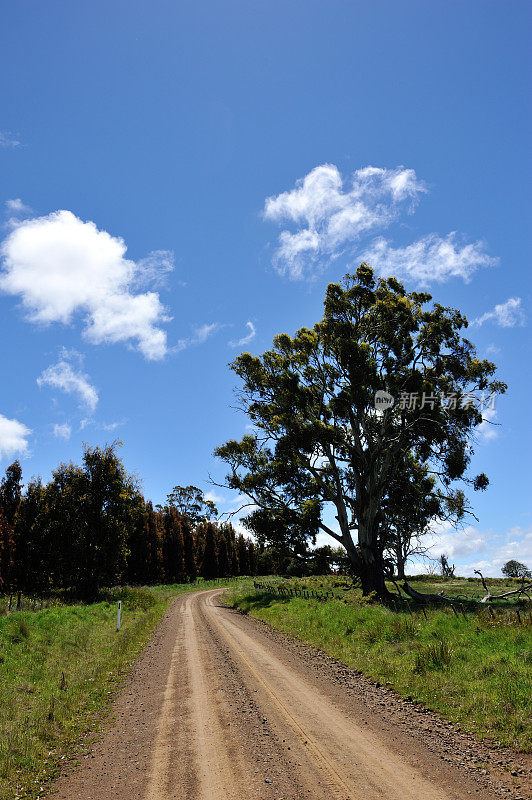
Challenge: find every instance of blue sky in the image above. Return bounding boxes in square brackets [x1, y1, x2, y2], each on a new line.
[1, 1, 530, 575]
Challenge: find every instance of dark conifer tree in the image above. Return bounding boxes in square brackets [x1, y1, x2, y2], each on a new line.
[125, 501, 152, 584]
[237, 534, 249, 575]
[217, 531, 229, 577]
[0, 461, 23, 525]
[195, 521, 206, 567]
[13, 477, 49, 593]
[0, 507, 15, 590]
[2, 446, 265, 592]
[40, 461, 86, 590]
[201, 522, 219, 579]
[226, 523, 239, 575]
[78, 444, 139, 597]
[247, 539, 258, 576]
[182, 516, 197, 582]
[145, 501, 164, 584]
[162, 507, 186, 583]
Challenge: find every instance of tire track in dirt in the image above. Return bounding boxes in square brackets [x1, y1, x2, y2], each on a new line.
[147, 591, 298, 799]
[143, 598, 187, 800]
[204, 590, 452, 800]
[202, 592, 353, 800]
[178, 593, 239, 799]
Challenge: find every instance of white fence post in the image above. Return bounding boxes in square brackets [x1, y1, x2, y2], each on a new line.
[117, 600, 122, 631]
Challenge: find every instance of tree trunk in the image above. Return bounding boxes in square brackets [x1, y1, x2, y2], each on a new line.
[342, 532, 390, 599]
[353, 515, 391, 599]
[358, 554, 390, 598]
[395, 543, 406, 580]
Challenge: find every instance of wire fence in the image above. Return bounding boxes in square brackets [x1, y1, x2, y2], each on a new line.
[253, 580, 347, 602]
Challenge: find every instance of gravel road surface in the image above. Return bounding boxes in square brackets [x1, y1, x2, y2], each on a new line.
[48, 589, 531, 799]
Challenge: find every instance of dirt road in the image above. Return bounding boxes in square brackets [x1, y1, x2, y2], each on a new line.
[49, 589, 530, 800]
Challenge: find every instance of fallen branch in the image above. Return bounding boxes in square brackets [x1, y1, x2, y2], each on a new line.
[402, 581, 462, 607]
[474, 570, 532, 603]
[389, 578, 404, 598]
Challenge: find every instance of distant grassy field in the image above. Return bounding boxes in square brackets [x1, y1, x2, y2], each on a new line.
[230, 575, 532, 752]
[0, 579, 243, 800]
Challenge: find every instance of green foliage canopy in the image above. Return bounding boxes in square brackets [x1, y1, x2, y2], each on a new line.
[216, 265, 506, 597]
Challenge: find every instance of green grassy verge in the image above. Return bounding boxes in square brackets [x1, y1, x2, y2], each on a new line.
[0, 579, 242, 800]
[230, 577, 532, 752]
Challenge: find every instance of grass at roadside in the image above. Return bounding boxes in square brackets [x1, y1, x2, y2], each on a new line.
[230, 577, 532, 752]
[0, 578, 242, 800]
[251, 573, 530, 605]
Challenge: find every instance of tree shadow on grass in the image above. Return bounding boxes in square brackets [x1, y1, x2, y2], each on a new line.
[235, 591, 292, 614]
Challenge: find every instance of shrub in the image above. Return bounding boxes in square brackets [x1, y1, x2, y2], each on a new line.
[99, 586, 157, 611]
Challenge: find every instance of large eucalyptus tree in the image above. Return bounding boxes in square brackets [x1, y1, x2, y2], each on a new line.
[216, 265, 505, 598]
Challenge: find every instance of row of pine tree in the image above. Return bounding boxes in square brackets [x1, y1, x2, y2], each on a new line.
[0, 444, 258, 598]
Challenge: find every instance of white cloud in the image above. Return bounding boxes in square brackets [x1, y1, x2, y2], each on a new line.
[408, 523, 532, 578]
[0, 210, 173, 359]
[176, 322, 221, 352]
[419, 523, 487, 561]
[264, 164, 426, 279]
[0, 131, 20, 148]
[53, 423, 72, 440]
[360, 233, 497, 285]
[133, 249, 175, 290]
[463, 527, 532, 577]
[101, 420, 125, 432]
[227, 493, 257, 516]
[485, 344, 501, 356]
[5, 199, 32, 216]
[477, 406, 499, 442]
[264, 164, 499, 285]
[37, 356, 98, 412]
[194, 323, 219, 343]
[473, 297, 525, 328]
[0, 414, 31, 459]
[204, 490, 226, 505]
[228, 521, 247, 539]
[498, 526, 532, 566]
[229, 320, 256, 348]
